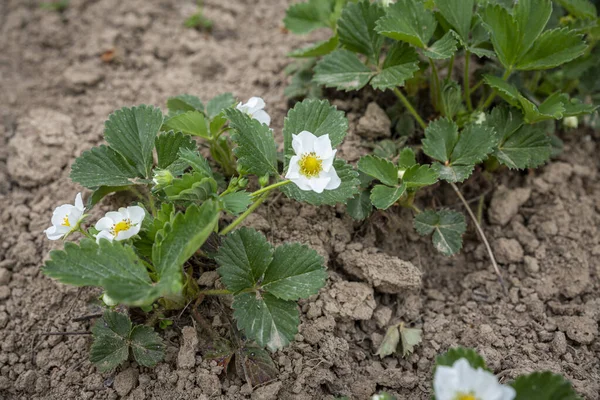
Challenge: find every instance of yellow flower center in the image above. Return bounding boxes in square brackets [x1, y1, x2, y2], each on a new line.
[62, 216, 71, 227]
[111, 219, 132, 236]
[299, 152, 323, 177]
[455, 393, 478, 400]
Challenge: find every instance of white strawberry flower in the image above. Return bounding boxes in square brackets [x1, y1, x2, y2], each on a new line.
[45, 193, 86, 240]
[434, 358, 516, 400]
[236, 96, 271, 126]
[95, 206, 145, 243]
[285, 131, 341, 193]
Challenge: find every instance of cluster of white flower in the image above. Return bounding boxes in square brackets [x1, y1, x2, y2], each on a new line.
[45, 193, 145, 243]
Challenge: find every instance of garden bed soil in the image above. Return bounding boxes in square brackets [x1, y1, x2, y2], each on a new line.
[0, 0, 599, 399]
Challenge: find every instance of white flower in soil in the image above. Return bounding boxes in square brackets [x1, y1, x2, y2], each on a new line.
[236, 97, 271, 126]
[285, 131, 341, 193]
[95, 206, 145, 243]
[45, 193, 86, 240]
[434, 358, 516, 400]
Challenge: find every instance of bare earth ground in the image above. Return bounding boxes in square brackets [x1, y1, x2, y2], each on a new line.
[0, 0, 599, 399]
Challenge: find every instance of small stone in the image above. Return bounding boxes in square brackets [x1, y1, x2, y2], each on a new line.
[0, 268, 11, 285]
[251, 381, 282, 400]
[551, 331, 567, 355]
[523, 256, 540, 274]
[488, 186, 531, 226]
[356, 102, 392, 139]
[177, 327, 199, 369]
[197, 271, 220, 287]
[114, 368, 138, 397]
[493, 238, 524, 264]
[0, 286, 10, 300]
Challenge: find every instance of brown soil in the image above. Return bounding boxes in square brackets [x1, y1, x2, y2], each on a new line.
[1, 1, 599, 399]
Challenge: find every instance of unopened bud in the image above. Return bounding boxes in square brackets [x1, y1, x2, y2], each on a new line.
[258, 174, 270, 187]
[563, 116, 578, 129]
[102, 293, 118, 307]
[152, 169, 174, 187]
[238, 178, 249, 188]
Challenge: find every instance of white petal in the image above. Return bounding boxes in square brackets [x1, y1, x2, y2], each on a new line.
[289, 176, 312, 191]
[126, 206, 145, 224]
[95, 217, 115, 231]
[314, 134, 334, 159]
[292, 131, 317, 155]
[96, 230, 114, 243]
[322, 167, 341, 190]
[51, 205, 74, 226]
[308, 176, 331, 193]
[117, 207, 129, 219]
[433, 365, 460, 400]
[45, 226, 64, 240]
[69, 208, 84, 226]
[252, 110, 271, 126]
[500, 385, 516, 400]
[115, 224, 140, 241]
[285, 156, 302, 179]
[236, 101, 247, 113]
[321, 150, 337, 173]
[246, 97, 265, 113]
[105, 211, 124, 223]
[74, 192, 84, 211]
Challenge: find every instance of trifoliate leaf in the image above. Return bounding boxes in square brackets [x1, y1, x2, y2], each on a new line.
[358, 155, 398, 186]
[226, 108, 278, 177]
[376, 0, 437, 48]
[216, 227, 274, 293]
[289, 35, 339, 58]
[104, 105, 163, 177]
[513, 0, 553, 61]
[220, 191, 252, 215]
[284, 0, 334, 34]
[90, 310, 131, 372]
[153, 200, 219, 288]
[451, 123, 497, 165]
[480, 4, 521, 69]
[414, 210, 466, 256]
[130, 325, 165, 368]
[398, 148, 417, 169]
[375, 325, 400, 358]
[167, 94, 205, 117]
[371, 184, 407, 210]
[423, 31, 458, 60]
[511, 371, 581, 400]
[236, 345, 278, 388]
[399, 323, 422, 358]
[71, 145, 141, 188]
[435, 347, 488, 371]
[557, 0, 597, 19]
[206, 93, 236, 119]
[337, 0, 385, 62]
[347, 190, 373, 221]
[281, 160, 360, 206]
[178, 148, 214, 178]
[401, 164, 439, 189]
[162, 111, 209, 138]
[262, 243, 327, 301]
[43, 239, 161, 306]
[435, 0, 474, 42]
[515, 28, 587, 70]
[314, 49, 374, 92]
[155, 131, 197, 169]
[370, 42, 419, 90]
[422, 118, 458, 163]
[233, 293, 299, 352]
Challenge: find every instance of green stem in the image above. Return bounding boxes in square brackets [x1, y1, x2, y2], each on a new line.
[464, 50, 473, 112]
[479, 68, 512, 111]
[220, 193, 269, 235]
[198, 289, 232, 296]
[410, 204, 422, 214]
[471, 79, 484, 93]
[78, 227, 94, 240]
[429, 58, 443, 115]
[392, 87, 427, 130]
[447, 55, 455, 81]
[251, 180, 292, 199]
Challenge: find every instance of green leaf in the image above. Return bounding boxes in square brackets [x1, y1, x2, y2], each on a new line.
[358, 155, 398, 186]
[511, 371, 581, 400]
[435, 347, 488, 371]
[347, 190, 373, 220]
[423, 31, 458, 60]
[483, 75, 521, 107]
[87, 186, 130, 209]
[178, 148, 214, 178]
[414, 209, 466, 255]
[370, 42, 420, 90]
[376, 325, 400, 358]
[441, 80, 463, 119]
[162, 111, 209, 138]
[375, 0, 437, 48]
[480, 4, 521, 69]
[435, 0, 474, 42]
[235, 345, 279, 387]
[281, 160, 360, 206]
[206, 93, 236, 119]
[262, 243, 326, 301]
[104, 105, 163, 177]
[422, 118, 458, 163]
[220, 191, 252, 215]
[136, 203, 174, 258]
[216, 227, 274, 293]
[313, 49, 374, 91]
[519, 92, 567, 123]
[226, 109, 278, 177]
[398, 148, 417, 169]
[153, 201, 219, 288]
[513, 0, 553, 60]
[557, 0, 597, 19]
[337, 0, 385, 61]
[401, 164, 438, 189]
[516, 28, 587, 70]
[233, 293, 299, 351]
[90, 310, 131, 372]
[130, 325, 165, 368]
[289, 35, 339, 58]
[155, 131, 197, 169]
[562, 98, 599, 117]
[284, 0, 333, 34]
[399, 324, 422, 358]
[167, 94, 205, 116]
[71, 145, 140, 188]
[43, 239, 161, 306]
[450, 123, 496, 165]
[370, 184, 406, 210]
[431, 163, 474, 183]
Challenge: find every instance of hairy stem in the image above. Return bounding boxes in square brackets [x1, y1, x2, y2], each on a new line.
[447, 55, 455, 80]
[220, 193, 269, 235]
[392, 87, 427, 130]
[77, 227, 94, 240]
[464, 51, 473, 112]
[251, 180, 292, 199]
[450, 182, 507, 295]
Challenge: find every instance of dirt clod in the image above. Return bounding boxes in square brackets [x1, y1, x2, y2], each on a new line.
[177, 327, 198, 369]
[488, 186, 531, 226]
[114, 368, 139, 397]
[322, 281, 376, 320]
[493, 238, 524, 264]
[356, 102, 391, 139]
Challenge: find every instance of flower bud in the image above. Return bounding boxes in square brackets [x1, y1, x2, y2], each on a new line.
[398, 169, 406, 179]
[238, 177, 249, 188]
[102, 293, 118, 307]
[152, 169, 174, 187]
[258, 174, 270, 187]
[563, 116, 578, 129]
[474, 112, 486, 125]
